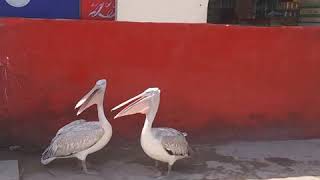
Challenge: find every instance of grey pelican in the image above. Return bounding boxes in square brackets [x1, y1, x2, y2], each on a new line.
[41, 79, 112, 174]
[112, 88, 190, 175]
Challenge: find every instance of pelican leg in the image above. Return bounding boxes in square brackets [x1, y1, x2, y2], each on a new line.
[167, 164, 172, 176]
[81, 160, 99, 175]
[155, 160, 159, 168]
[82, 160, 89, 173]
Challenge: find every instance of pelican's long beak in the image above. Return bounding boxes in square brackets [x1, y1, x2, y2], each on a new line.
[75, 79, 107, 115]
[112, 91, 152, 119]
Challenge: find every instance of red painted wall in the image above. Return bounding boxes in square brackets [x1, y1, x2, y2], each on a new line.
[0, 18, 320, 146]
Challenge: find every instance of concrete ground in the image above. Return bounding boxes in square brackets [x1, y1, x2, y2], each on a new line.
[1, 139, 320, 180]
[0, 160, 19, 180]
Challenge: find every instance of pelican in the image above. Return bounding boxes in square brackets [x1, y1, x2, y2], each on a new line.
[41, 79, 112, 174]
[112, 88, 190, 175]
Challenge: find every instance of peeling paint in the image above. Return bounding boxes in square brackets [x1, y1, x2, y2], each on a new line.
[0, 56, 24, 106]
[4, 87, 8, 104]
[0, 56, 10, 105]
[4, 66, 8, 81]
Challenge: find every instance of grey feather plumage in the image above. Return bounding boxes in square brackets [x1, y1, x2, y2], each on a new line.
[152, 128, 190, 156]
[55, 119, 87, 136]
[42, 120, 104, 161]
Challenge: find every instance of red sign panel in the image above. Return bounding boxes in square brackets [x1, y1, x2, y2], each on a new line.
[81, 0, 115, 20]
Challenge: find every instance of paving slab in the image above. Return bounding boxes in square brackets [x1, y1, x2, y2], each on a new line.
[0, 160, 19, 180]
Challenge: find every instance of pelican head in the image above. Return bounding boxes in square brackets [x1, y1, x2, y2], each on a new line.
[75, 79, 107, 115]
[112, 88, 160, 119]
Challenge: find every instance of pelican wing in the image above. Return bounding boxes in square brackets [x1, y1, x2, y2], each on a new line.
[55, 119, 87, 136]
[152, 128, 190, 156]
[42, 122, 104, 161]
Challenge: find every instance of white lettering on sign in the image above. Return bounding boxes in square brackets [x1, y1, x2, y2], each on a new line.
[89, 2, 115, 19]
[5, 0, 30, 8]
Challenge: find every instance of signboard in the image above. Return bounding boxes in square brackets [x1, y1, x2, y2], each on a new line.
[116, 0, 208, 23]
[81, 0, 115, 20]
[0, 0, 80, 19]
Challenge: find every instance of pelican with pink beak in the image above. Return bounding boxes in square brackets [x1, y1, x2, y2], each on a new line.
[112, 88, 190, 175]
[41, 79, 112, 174]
